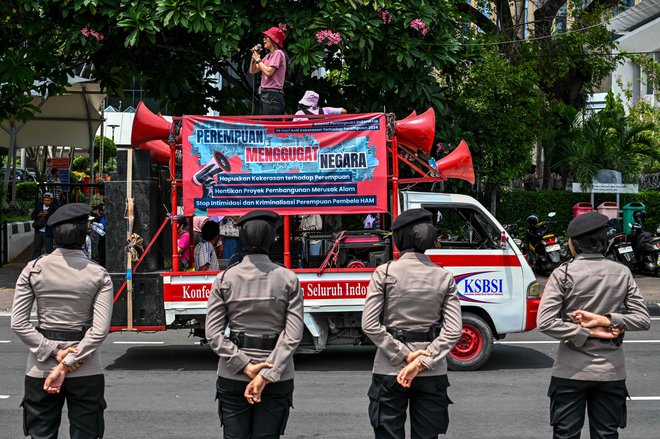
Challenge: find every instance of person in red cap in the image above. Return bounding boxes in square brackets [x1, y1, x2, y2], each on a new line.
[250, 26, 288, 115]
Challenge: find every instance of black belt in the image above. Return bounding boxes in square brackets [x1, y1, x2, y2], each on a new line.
[386, 327, 431, 343]
[37, 327, 88, 341]
[229, 331, 278, 350]
[260, 88, 284, 94]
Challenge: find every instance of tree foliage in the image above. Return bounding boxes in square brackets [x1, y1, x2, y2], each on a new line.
[440, 45, 545, 212]
[449, 0, 620, 193]
[1, 0, 460, 122]
[553, 92, 658, 188]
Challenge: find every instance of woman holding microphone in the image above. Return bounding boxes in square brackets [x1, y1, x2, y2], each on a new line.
[250, 26, 287, 115]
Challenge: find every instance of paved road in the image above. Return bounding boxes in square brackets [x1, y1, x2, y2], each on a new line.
[1, 318, 658, 438]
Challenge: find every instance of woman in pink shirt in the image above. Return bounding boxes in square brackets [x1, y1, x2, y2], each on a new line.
[176, 217, 192, 269]
[250, 26, 287, 115]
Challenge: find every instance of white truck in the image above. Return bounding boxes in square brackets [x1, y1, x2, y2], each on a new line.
[109, 104, 541, 371]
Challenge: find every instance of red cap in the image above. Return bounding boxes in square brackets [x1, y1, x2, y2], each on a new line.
[262, 26, 286, 48]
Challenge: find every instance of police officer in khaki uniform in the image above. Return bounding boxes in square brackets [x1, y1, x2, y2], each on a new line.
[537, 211, 651, 439]
[11, 203, 114, 439]
[205, 210, 304, 438]
[362, 208, 463, 439]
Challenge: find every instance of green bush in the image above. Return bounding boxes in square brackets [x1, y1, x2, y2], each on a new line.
[72, 156, 89, 171]
[495, 190, 660, 235]
[16, 181, 39, 202]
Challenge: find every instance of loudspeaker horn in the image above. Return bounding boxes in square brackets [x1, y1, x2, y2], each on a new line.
[435, 140, 475, 185]
[139, 140, 171, 165]
[395, 108, 435, 156]
[131, 101, 171, 148]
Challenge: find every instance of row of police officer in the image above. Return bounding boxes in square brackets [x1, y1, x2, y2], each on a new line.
[11, 206, 650, 438]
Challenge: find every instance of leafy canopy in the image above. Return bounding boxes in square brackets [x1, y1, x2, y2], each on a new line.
[1, 0, 460, 121]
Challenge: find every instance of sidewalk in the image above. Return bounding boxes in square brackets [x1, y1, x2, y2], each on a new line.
[1, 261, 659, 314]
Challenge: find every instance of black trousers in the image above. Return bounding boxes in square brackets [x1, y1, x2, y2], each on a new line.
[259, 91, 285, 115]
[548, 376, 628, 439]
[216, 376, 293, 439]
[368, 374, 452, 439]
[21, 374, 106, 439]
[33, 231, 54, 258]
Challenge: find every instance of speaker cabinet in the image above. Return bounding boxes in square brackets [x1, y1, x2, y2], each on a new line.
[110, 272, 165, 327]
[105, 179, 165, 272]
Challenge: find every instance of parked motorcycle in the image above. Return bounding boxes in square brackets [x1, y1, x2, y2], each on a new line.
[628, 210, 660, 275]
[503, 223, 523, 250]
[605, 219, 636, 270]
[524, 212, 563, 275]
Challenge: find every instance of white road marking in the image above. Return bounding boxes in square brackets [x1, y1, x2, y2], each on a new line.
[497, 340, 660, 344]
[650, 317, 660, 321]
[112, 341, 165, 345]
[630, 397, 660, 401]
[0, 395, 10, 399]
[0, 341, 11, 344]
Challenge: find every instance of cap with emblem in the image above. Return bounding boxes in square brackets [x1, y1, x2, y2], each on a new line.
[236, 210, 280, 227]
[47, 203, 92, 227]
[391, 209, 433, 231]
[567, 211, 609, 238]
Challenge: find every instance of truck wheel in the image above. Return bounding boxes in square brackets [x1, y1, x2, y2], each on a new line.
[447, 312, 493, 371]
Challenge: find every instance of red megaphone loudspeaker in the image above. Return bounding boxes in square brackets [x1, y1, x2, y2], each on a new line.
[435, 140, 475, 185]
[139, 140, 171, 165]
[131, 101, 172, 148]
[395, 108, 435, 156]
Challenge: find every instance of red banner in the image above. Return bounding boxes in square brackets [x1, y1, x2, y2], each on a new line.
[163, 279, 370, 302]
[181, 114, 388, 216]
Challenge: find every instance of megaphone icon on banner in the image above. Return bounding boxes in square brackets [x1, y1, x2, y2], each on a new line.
[192, 151, 232, 211]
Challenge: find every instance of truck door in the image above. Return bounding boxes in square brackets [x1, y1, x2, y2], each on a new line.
[401, 192, 526, 335]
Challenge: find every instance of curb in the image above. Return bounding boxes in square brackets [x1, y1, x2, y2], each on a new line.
[647, 303, 660, 317]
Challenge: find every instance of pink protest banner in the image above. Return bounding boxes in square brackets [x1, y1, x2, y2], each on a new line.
[181, 114, 387, 216]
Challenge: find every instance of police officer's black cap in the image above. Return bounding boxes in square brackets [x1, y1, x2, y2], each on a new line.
[47, 203, 92, 227]
[567, 211, 609, 238]
[236, 210, 280, 227]
[391, 209, 433, 231]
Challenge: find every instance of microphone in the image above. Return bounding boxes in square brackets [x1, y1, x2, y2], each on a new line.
[254, 43, 263, 52]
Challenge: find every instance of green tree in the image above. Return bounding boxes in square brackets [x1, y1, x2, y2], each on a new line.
[452, 0, 620, 189]
[441, 47, 545, 214]
[1, 0, 460, 122]
[554, 92, 658, 188]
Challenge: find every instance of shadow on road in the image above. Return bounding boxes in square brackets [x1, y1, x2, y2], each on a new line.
[479, 345, 554, 371]
[106, 345, 218, 371]
[105, 344, 377, 372]
[294, 345, 376, 372]
[105, 343, 552, 372]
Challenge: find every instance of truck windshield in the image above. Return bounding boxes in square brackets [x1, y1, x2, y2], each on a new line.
[422, 205, 499, 249]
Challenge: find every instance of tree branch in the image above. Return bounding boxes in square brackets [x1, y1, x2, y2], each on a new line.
[455, 2, 498, 35]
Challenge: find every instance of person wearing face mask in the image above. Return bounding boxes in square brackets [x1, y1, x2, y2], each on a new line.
[250, 26, 288, 115]
[361, 208, 463, 439]
[205, 210, 303, 438]
[11, 203, 113, 439]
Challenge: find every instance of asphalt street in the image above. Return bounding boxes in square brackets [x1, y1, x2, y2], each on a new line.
[0, 317, 658, 439]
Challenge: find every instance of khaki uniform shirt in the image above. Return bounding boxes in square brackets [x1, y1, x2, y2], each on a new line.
[361, 252, 463, 376]
[11, 248, 114, 378]
[537, 253, 651, 381]
[205, 254, 304, 383]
